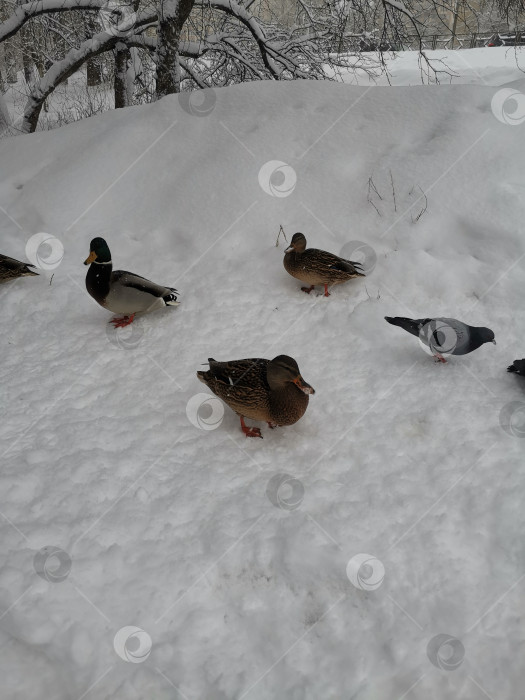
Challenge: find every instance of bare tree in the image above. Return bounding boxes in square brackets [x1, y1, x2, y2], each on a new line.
[1, 0, 523, 135]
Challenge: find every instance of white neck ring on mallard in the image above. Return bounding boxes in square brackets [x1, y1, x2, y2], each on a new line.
[93, 260, 112, 265]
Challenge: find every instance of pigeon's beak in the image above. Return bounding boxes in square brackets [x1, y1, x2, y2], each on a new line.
[293, 376, 315, 395]
[492, 339, 497, 345]
[84, 250, 97, 265]
[284, 245, 294, 253]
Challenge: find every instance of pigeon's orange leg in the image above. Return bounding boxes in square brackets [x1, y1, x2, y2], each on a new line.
[240, 416, 262, 438]
[434, 353, 447, 363]
[109, 313, 135, 328]
[301, 285, 315, 294]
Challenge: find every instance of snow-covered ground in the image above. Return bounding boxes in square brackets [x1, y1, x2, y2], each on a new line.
[3, 46, 525, 137]
[1, 49, 525, 700]
[343, 46, 525, 85]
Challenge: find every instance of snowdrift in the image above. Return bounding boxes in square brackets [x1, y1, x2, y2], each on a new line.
[1, 75, 524, 699]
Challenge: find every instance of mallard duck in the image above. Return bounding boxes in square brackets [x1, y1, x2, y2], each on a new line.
[197, 355, 315, 438]
[385, 316, 496, 362]
[283, 232, 365, 297]
[0, 254, 39, 283]
[507, 359, 525, 375]
[84, 237, 180, 327]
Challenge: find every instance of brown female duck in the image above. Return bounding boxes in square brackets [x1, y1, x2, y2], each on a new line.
[284, 232, 364, 297]
[197, 355, 315, 438]
[0, 254, 38, 283]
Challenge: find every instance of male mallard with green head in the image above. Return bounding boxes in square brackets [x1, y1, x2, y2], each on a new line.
[197, 355, 315, 438]
[0, 254, 39, 283]
[284, 232, 364, 297]
[84, 237, 180, 327]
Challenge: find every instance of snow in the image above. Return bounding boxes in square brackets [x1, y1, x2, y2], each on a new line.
[343, 46, 525, 86]
[1, 48, 525, 699]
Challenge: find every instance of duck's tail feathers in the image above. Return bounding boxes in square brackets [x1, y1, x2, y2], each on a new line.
[163, 288, 180, 306]
[507, 359, 525, 375]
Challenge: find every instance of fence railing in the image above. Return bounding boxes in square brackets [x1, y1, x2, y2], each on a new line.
[334, 29, 525, 52]
[397, 32, 521, 50]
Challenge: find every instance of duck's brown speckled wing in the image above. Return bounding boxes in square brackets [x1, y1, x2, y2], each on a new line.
[197, 358, 272, 421]
[207, 358, 269, 388]
[304, 248, 364, 276]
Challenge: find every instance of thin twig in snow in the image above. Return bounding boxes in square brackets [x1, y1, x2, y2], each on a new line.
[367, 177, 382, 217]
[276, 225, 288, 247]
[411, 186, 428, 223]
[389, 169, 397, 212]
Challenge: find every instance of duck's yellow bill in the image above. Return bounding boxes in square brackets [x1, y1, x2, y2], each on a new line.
[84, 251, 97, 265]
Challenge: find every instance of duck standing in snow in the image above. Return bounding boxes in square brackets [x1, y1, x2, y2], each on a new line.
[507, 359, 525, 376]
[0, 254, 39, 283]
[385, 316, 496, 362]
[84, 237, 180, 327]
[197, 355, 315, 438]
[283, 232, 364, 297]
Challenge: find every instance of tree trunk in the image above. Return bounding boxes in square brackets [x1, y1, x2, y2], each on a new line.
[21, 29, 33, 84]
[0, 89, 10, 133]
[0, 42, 6, 92]
[86, 13, 103, 85]
[87, 57, 103, 85]
[155, 0, 195, 99]
[114, 42, 131, 108]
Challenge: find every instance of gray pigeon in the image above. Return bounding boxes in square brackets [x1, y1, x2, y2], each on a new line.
[507, 359, 525, 376]
[385, 316, 496, 362]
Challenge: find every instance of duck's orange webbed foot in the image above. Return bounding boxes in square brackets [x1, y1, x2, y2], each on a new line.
[240, 416, 263, 439]
[109, 313, 136, 328]
[323, 284, 331, 297]
[433, 353, 447, 363]
[301, 285, 315, 294]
